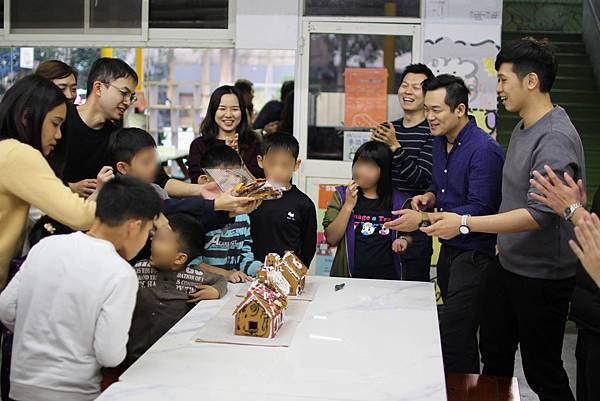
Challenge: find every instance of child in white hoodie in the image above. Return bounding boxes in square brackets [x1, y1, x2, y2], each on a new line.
[0, 176, 162, 401]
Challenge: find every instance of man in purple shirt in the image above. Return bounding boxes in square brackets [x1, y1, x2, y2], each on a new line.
[385, 75, 504, 374]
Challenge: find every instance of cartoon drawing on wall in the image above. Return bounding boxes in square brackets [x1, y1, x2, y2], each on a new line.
[427, 57, 479, 103]
[471, 108, 497, 139]
[423, 37, 500, 136]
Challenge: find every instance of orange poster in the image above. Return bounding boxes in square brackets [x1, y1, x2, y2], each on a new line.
[318, 183, 339, 209]
[344, 68, 388, 128]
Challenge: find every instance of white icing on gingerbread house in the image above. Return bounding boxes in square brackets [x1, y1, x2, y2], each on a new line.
[233, 280, 287, 338]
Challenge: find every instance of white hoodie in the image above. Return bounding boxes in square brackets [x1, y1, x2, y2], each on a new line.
[0, 232, 138, 401]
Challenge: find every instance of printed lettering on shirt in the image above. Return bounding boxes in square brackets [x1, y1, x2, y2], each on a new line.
[205, 234, 240, 249]
[134, 260, 206, 293]
[353, 213, 392, 237]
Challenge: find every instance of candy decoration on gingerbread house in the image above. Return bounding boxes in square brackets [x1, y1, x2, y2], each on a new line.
[233, 277, 288, 338]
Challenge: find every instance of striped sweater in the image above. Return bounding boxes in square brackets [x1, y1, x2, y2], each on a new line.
[202, 214, 262, 275]
[390, 118, 433, 195]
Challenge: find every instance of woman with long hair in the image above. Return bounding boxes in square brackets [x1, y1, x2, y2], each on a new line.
[0, 75, 109, 288]
[187, 85, 263, 182]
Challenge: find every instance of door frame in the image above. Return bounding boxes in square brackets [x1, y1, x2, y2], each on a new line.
[293, 18, 423, 192]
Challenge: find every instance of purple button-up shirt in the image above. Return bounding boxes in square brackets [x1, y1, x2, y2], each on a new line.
[427, 118, 504, 256]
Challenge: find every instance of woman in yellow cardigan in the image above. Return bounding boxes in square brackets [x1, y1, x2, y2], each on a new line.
[0, 75, 108, 289]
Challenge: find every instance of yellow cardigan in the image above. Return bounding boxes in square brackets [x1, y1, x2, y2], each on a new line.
[0, 139, 96, 288]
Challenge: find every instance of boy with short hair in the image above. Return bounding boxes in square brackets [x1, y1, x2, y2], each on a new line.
[0, 176, 162, 401]
[250, 133, 317, 267]
[109, 127, 260, 274]
[109, 127, 254, 230]
[127, 213, 227, 364]
[196, 144, 263, 280]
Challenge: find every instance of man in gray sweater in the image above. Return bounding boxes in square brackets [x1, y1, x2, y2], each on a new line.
[422, 38, 584, 401]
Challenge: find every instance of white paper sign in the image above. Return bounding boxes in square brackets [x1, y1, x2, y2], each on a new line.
[343, 131, 371, 162]
[20, 48, 34, 69]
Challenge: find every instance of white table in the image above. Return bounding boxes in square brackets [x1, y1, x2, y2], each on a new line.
[97, 276, 446, 401]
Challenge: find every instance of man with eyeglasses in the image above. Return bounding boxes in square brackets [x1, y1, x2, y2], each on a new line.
[62, 58, 205, 199]
[62, 57, 140, 197]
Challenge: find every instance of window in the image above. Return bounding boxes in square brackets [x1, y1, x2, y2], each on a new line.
[248, 321, 258, 331]
[149, 0, 229, 29]
[10, 0, 84, 31]
[4, 0, 236, 47]
[304, 0, 420, 18]
[0, 0, 4, 29]
[91, 0, 142, 29]
[144, 48, 295, 149]
[9, 0, 142, 34]
[147, 0, 234, 47]
[307, 32, 413, 160]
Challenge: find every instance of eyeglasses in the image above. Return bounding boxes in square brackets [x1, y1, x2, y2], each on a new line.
[104, 82, 138, 104]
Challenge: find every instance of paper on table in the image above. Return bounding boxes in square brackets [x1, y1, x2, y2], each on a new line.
[194, 296, 310, 347]
[235, 281, 320, 302]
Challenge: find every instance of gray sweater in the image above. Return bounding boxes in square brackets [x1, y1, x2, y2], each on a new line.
[497, 106, 585, 280]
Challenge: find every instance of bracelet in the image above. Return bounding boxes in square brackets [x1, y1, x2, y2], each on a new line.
[564, 202, 583, 221]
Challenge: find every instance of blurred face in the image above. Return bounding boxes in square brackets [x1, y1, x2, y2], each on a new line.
[424, 88, 465, 138]
[197, 163, 241, 185]
[398, 72, 428, 112]
[116, 147, 158, 184]
[352, 158, 380, 191]
[40, 103, 67, 156]
[150, 225, 188, 271]
[497, 62, 530, 113]
[96, 76, 137, 121]
[121, 220, 155, 261]
[52, 74, 77, 103]
[215, 94, 242, 135]
[257, 149, 300, 186]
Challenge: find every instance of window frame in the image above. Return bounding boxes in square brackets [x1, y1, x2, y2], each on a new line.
[294, 17, 423, 191]
[1, 0, 236, 48]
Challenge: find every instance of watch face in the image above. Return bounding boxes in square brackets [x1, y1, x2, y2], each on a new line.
[419, 221, 431, 228]
[459, 226, 470, 235]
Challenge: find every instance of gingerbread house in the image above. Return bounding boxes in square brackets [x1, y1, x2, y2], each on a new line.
[257, 254, 291, 295]
[233, 279, 288, 338]
[259, 251, 308, 296]
[280, 251, 308, 296]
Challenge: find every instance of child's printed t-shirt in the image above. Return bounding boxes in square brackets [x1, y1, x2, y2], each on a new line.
[134, 260, 227, 299]
[353, 194, 398, 280]
[127, 260, 226, 366]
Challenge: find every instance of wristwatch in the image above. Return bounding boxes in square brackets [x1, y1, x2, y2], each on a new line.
[564, 202, 582, 221]
[459, 214, 471, 235]
[418, 212, 431, 228]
